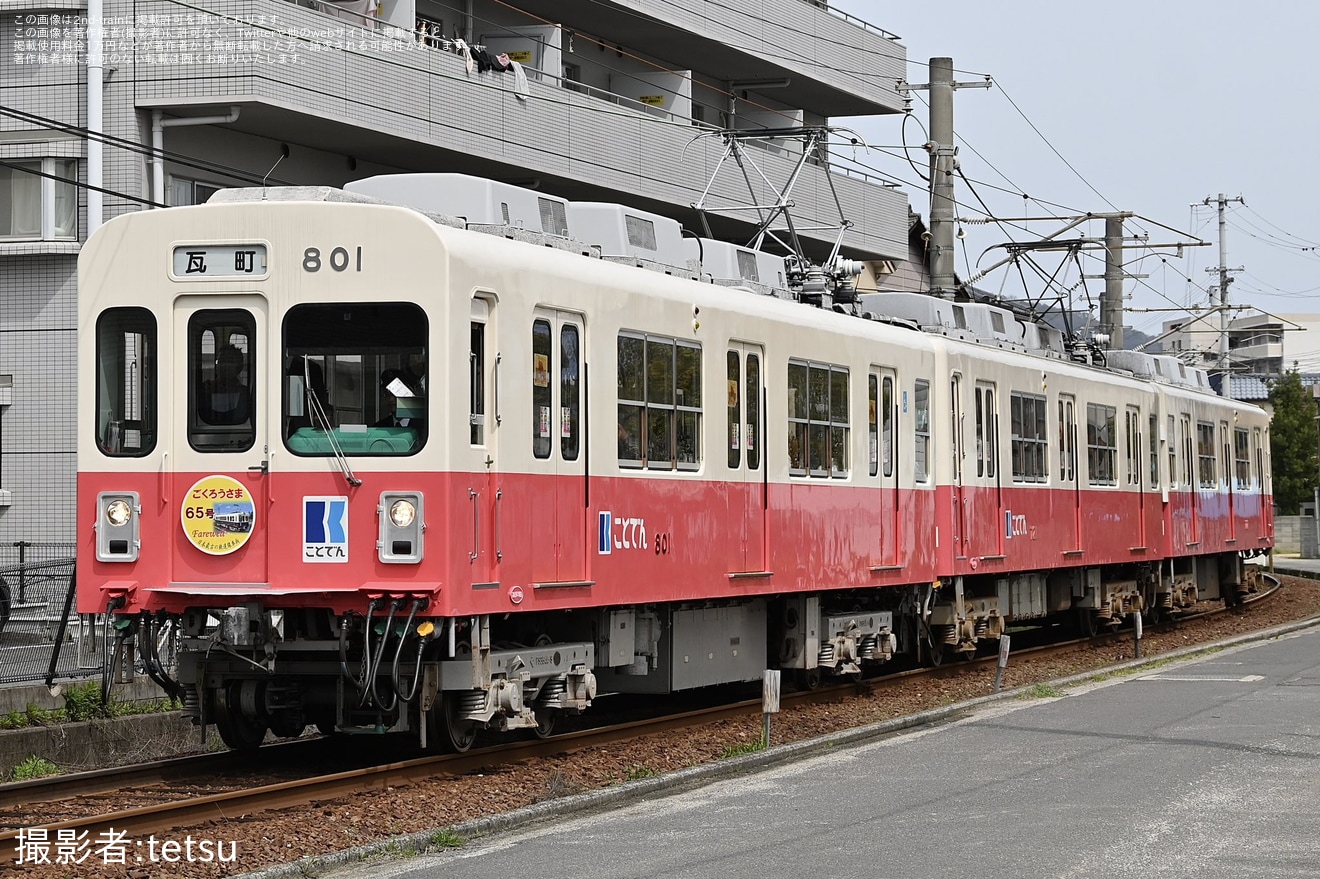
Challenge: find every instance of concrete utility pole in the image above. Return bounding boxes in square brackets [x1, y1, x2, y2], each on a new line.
[1101, 215, 1126, 349]
[928, 58, 957, 299]
[1205, 192, 1244, 394]
[906, 57, 990, 299]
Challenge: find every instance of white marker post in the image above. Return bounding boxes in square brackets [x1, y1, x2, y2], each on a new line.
[1133, 610, 1143, 659]
[993, 634, 1011, 693]
[762, 669, 781, 748]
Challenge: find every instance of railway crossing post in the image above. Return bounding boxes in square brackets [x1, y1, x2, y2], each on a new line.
[762, 670, 781, 748]
[992, 635, 1011, 693]
[1133, 611, 1143, 659]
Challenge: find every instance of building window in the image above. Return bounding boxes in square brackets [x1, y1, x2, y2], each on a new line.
[617, 333, 701, 470]
[787, 360, 848, 478]
[1086, 403, 1117, 485]
[169, 176, 223, 207]
[1, 159, 77, 240]
[1196, 421, 1216, 487]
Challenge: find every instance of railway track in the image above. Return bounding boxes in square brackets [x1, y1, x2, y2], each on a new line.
[0, 576, 1282, 861]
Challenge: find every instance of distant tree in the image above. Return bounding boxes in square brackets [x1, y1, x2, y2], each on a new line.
[1268, 371, 1318, 514]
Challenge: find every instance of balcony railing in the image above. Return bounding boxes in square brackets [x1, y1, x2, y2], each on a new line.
[813, 1, 901, 41]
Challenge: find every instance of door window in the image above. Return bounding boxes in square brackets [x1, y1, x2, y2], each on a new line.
[189, 309, 255, 452]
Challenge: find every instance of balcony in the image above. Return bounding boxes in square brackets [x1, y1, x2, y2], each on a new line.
[1229, 333, 1284, 367]
[130, 0, 911, 259]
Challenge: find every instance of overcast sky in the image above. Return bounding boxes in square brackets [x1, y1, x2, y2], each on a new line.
[828, 0, 1320, 340]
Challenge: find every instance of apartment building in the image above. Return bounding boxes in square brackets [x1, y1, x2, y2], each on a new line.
[0, 0, 918, 541]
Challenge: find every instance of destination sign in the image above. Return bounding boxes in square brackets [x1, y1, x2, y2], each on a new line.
[171, 244, 268, 278]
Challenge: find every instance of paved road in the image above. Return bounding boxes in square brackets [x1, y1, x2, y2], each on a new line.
[322, 626, 1320, 879]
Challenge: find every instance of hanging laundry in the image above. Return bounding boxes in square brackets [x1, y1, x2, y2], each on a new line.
[471, 47, 498, 72]
[453, 37, 474, 74]
[504, 57, 529, 101]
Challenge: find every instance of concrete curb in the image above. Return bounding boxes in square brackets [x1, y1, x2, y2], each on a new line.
[235, 611, 1320, 879]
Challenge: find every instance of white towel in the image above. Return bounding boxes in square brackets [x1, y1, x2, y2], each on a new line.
[508, 59, 529, 101]
[453, 38, 474, 75]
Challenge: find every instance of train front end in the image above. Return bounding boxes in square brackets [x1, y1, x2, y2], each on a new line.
[76, 192, 593, 750]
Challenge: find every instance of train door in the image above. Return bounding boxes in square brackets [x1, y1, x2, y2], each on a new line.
[530, 309, 587, 584]
[969, 381, 1002, 559]
[1059, 395, 1081, 553]
[868, 368, 900, 568]
[1222, 420, 1236, 542]
[172, 296, 269, 585]
[727, 343, 766, 573]
[1126, 405, 1146, 547]
[469, 298, 499, 585]
[1254, 427, 1271, 542]
[1181, 414, 1198, 546]
[949, 373, 967, 558]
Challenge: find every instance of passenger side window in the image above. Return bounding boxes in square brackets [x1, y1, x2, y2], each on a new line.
[914, 379, 930, 483]
[95, 307, 157, 456]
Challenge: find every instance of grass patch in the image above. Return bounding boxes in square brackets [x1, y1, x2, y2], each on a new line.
[428, 829, 464, 849]
[0, 683, 176, 731]
[1087, 645, 1226, 684]
[11, 755, 59, 781]
[624, 764, 658, 781]
[718, 740, 765, 759]
[1023, 683, 1066, 699]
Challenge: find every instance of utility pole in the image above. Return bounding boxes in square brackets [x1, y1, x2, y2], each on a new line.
[1101, 215, 1126, 349]
[903, 58, 990, 299]
[1204, 192, 1244, 396]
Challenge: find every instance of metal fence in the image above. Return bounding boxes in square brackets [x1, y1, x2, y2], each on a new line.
[0, 541, 99, 685]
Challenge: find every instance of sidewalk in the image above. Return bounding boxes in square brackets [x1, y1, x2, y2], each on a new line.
[1257, 553, 1320, 578]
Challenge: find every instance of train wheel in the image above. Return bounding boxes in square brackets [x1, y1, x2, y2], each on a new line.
[213, 685, 267, 752]
[532, 709, 558, 739]
[432, 694, 477, 753]
[1076, 608, 1099, 638]
[928, 640, 947, 667]
[796, 667, 823, 690]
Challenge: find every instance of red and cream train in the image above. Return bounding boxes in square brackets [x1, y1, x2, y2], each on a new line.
[76, 175, 1273, 750]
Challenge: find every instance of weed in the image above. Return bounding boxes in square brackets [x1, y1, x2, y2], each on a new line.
[428, 829, 464, 849]
[718, 740, 765, 759]
[23, 704, 54, 726]
[538, 768, 584, 801]
[63, 681, 107, 721]
[11, 755, 59, 781]
[624, 764, 658, 781]
[1023, 683, 1066, 699]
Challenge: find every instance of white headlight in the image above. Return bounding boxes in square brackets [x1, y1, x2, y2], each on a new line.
[105, 499, 133, 527]
[389, 499, 416, 528]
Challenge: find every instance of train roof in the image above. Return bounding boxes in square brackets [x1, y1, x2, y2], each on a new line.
[205, 179, 1222, 400]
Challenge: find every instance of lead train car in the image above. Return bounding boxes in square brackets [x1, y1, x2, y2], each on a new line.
[76, 185, 1273, 750]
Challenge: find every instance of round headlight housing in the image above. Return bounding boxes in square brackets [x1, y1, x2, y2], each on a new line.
[105, 499, 133, 527]
[389, 499, 416, 528]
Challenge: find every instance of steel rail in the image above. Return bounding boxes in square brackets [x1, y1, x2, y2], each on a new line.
[0, 574, 1282, 861]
